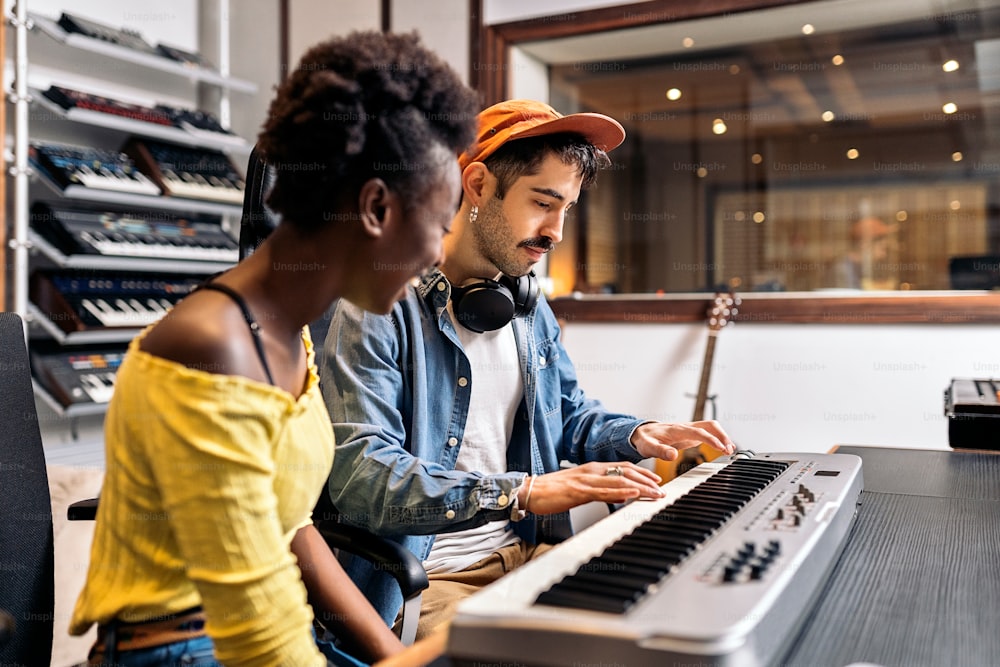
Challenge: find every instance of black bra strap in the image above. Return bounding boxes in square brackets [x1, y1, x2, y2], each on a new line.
[197, 282, 276, 386]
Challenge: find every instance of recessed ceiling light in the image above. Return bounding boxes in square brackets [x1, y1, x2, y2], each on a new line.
[942, 60, 960, 72]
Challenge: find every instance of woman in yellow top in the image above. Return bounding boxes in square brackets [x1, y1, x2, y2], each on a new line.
[70, 31, 478, 667]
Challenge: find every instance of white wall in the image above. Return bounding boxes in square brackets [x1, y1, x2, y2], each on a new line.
[483, 0, 638, 25]
[561, 319, 991, 453]
[287, 0, 379, 67]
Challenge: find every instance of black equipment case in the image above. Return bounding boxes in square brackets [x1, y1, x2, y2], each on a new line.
[944, 378, 1000, 450]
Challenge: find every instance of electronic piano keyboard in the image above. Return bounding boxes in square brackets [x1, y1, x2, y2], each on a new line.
[31, 345, 124, 407]
[447, 452, 863, 667]
[124, 137, 245, 205]
[30, 141, 162, 196]
[30, 270, 204, 333]
[32, 201, 239, 263]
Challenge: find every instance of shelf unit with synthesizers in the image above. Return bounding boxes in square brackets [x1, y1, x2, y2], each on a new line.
[7, 1, 257, 422]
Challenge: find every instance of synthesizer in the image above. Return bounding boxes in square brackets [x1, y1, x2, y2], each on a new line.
[447, 452, 863, 667]
[31, 201, 239, 263]
[41, 85, 236, 138]
[42, 85, 174, 126]
[31, 345, 125, 407]
[30, 270, 204, 333]
[29, 141, 161, 197]
[58, 11, 159, 56]
[124, 137, 245, 204]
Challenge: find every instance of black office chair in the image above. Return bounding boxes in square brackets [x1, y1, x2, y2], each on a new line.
[0, 312, 55, 667]
[69, 145, 429, 647]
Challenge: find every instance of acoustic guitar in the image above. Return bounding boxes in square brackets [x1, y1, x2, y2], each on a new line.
[655, 291, 739, 482]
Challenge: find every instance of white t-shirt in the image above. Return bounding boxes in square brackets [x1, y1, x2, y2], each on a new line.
[423, 305, 523, 574]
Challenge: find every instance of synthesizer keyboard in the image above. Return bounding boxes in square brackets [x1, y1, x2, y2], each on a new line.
[31, 345, 125, 407]
[124, 137, 245, 204]
[58, 11, 159, 56]
[30, 270, 204, 333]
[30, 141, 161, 196]
[31, 201, 239, 263]
[447, 452, 863, 667]
[42, 85, 174, 126]
[41, 85, 236, 138]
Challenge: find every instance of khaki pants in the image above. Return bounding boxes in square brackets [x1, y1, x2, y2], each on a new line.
[414, 541, 555, 640]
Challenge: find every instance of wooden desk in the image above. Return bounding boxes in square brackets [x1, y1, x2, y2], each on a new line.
[384, 446, 1000, 666]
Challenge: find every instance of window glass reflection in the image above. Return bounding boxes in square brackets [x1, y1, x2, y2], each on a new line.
[539, 1, 1000, 295]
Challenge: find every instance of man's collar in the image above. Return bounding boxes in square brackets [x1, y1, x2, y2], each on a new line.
[415, 268, 450, 302]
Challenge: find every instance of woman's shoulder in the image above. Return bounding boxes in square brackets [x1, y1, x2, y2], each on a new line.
[139, 290, 261, 380]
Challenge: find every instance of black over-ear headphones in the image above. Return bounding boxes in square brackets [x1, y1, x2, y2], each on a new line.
[451, 272, 539, 333]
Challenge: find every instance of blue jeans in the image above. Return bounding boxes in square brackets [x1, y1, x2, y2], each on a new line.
[91, 632, 367, 667]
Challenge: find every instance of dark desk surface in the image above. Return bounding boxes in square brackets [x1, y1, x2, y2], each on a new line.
[834, 445, 1000, 500]
[781, 445, 1000, 667]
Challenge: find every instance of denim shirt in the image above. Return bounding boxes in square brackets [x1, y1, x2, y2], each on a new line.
[320, 269, 646, 623]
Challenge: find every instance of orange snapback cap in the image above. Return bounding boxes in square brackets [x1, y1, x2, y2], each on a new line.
[458, 99, 626, 170]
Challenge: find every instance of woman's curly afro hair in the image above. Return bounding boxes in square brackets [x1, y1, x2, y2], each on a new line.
[258, 31, 479, 232]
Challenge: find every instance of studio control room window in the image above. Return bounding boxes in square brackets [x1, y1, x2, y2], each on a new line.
[520, 0, 1000, 296]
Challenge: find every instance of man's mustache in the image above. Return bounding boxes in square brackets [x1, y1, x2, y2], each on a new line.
[519, 237, 554, 252]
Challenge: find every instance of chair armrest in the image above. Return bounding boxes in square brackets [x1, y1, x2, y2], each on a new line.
[67, 497, 98, 521]
[315, 520, 428, 600]
[1, 609, 13, 647]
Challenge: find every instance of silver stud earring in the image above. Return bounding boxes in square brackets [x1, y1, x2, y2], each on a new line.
[469, 205, 478, 223]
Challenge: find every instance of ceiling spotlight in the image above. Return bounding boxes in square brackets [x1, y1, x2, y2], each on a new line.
[753, 211, 766, 223]
[712, 118, 728, 134]
[666, 88, 682, 101]
[942, 59, 960, 72]
[832, 54, 844, 66]
[846, 148, 859, 159]
[802, 24, 815, 35]
[942, 102, 958, 114]
[952, 151, 963, 162]
[682, 37, 695, 48]
[821, 110, 835, 122]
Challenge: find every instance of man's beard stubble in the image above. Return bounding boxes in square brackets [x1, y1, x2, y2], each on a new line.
[473, 195, 553, 278]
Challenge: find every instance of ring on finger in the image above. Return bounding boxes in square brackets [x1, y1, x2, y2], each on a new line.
[605, 465, 624, 477]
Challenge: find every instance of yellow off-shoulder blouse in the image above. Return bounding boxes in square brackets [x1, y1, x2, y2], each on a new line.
[70, 327, 334, 667]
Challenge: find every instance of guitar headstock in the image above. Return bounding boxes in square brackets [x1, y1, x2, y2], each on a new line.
[707, 291, 740, 331]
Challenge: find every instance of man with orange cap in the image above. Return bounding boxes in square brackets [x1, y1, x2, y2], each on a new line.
[321, 100, 735, 638]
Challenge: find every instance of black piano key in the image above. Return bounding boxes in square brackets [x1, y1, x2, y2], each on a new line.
[551, 577, 646, 603]
[535, 587, 633, 614]
[600, 547, 684, 570]
[605, 540, 691, 560]
[570, 569, 658, 592]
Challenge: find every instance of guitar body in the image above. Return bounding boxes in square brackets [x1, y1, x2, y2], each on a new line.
[655, 292, 739, 482]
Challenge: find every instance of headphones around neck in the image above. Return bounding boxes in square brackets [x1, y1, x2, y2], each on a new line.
[450, 272, 539, 333]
